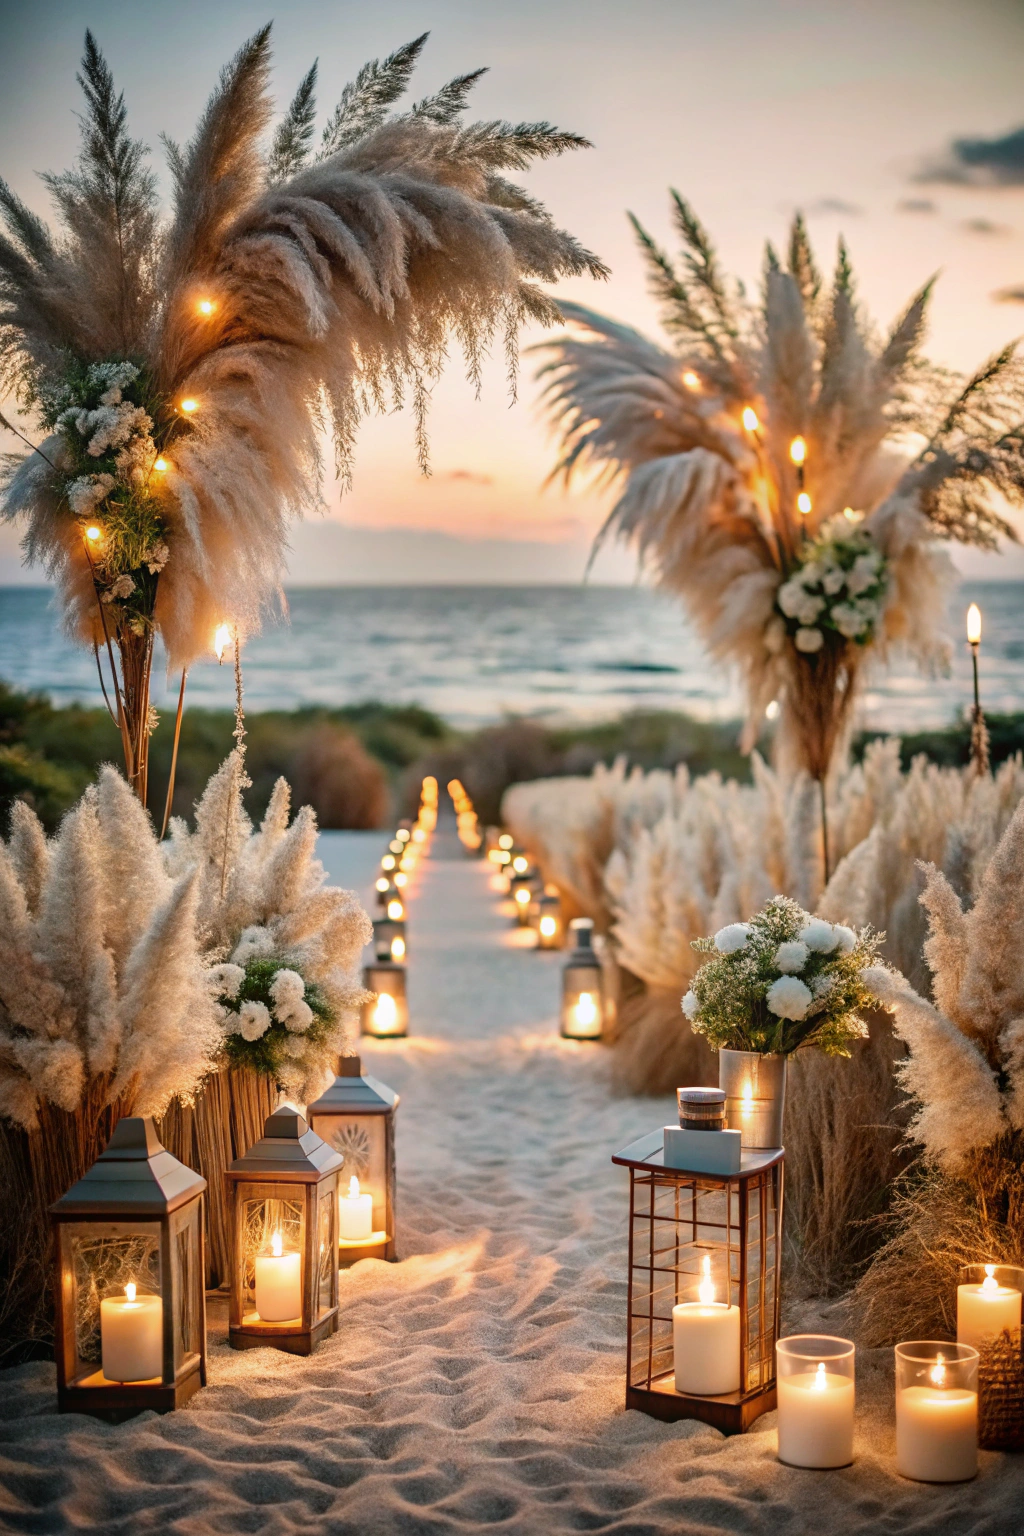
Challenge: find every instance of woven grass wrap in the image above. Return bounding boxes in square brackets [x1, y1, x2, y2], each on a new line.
[978, 1329, 1024, 1451]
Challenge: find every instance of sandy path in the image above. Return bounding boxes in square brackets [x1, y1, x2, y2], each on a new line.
[1, 823, 1022, 1534]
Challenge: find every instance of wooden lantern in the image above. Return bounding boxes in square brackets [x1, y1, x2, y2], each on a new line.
[535, 890, 564, 950]
[225, 1105, 342, 1356]
[307, 1055, 400, 1266]
[362, 960, 409, 1038]
[372, 916, 407, 962]
[50, 1116, 207, 1422]
[561, 917, 605, 1039]
[612, 1129, 783, 1433]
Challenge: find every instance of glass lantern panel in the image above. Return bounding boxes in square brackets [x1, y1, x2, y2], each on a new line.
[314, 1114, 388, 1234]
[66, 1222, 162, 1384]
[316, 1191, 335, 1317]
[171, 1201, 202, 1374]
[240, 1195, 304, 1318]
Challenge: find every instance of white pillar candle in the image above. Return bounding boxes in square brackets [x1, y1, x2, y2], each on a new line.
[569, 991, 601, 1038]
[100, 1283, 163, 1383]
[254, 1231, 302, 1322]
[896, 1386, 977, 1482]
[777, 1362, 855, 1468]
[371, 994, 399, 1035]
[339, 1175, 374, 1240]
[957, 1266, 1021, 1350]
[672, 1256, 741, 1396]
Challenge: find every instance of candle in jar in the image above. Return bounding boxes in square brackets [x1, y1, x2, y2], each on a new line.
[339, 1175, 374, 1240]
[957, 1265, 1021, 1350]
[777, 1360, 855, 1468]
[571, 992, 601, 1038]
[254, 1230, 301, 1322]
[100, 1282, 163, 1382]
[673, 1255, 741, 1396]
[896, 1355, 977, 1483]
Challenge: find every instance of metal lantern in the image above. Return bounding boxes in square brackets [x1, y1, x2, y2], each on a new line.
[372, 917, 407, 963]
[535, 890, 564, 950]
[225, 1105, 342, 1356]
[561, 917, 605, 1039]
[362, 960, 409, 1038]
[307, 1054, 399, 1266]
[50, 1116, 207, 1422]
[612, 1129, 783, 1433]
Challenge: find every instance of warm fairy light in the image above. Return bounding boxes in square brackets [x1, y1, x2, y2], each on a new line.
[742, 406, 759, 432]
[797, 492, 812, 515]
[381, 854, 396, 871]
[391, 936, 406, 962]
[682, 371, 701, 390]
[765, 700, 780, 721]
[375, 877, 390, 893]
[393, 871, 407, 888]
[929, 1352, 946, 1388]
[84, 524, 102, 543]
[982, 1264, 998, 1295]
[214, 623, 231, 660]
[271, 1231, 283, 1258]
[512, 855, 529, 874]
[539, 915, 557, 938]
[387, 898, 404, 921]
[180, 398, 198, 414]
[967, 603, 982, 646]
[347, 1175, 360, 1199]
[153, 457, 169, 473]
[813, 1362, 828, 1392]
[575, 991, 597, 1028]
[498, 834, 514, 850]
[197, 299, 215, 316]
[789, 436, 807, 466]
[697, 1254, 715, 1306]
[125, 1282, 137, 1304]
[515, 887, 531, 906]
[374, 993, 397, 1031]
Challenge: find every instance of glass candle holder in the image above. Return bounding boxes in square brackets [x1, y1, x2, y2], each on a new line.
[776, 1336, 855, 1468]
[895, 1341, 979, 1483]
[957, 1264, 1024, 1351]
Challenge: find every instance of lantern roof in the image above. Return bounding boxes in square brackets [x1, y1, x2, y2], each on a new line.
[226, 1104, 343, 1182]
[306, 1055, 399, 1117]
[50, 1117, 206, 1217]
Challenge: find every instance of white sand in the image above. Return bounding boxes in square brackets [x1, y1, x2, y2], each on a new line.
[2, 821, 1023, 1533]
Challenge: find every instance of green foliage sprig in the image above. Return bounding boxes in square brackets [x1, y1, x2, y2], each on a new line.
[683, 895, 884, 1056]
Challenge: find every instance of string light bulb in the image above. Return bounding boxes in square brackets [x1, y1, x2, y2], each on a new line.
[153, 457, 169, 473]
[682, 370, 701, 390]
[797, 492, 812, 515]
[213, 623, 232, 661]
[180, 398, 198, 414]
[197, 299, 215, 316]
[84, 525, 102, 543]
[789, 436, 806, 466]
[966, 603, 982, 646]
[742, 406, 759, 432]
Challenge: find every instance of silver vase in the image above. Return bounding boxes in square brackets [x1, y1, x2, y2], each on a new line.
[718, 1049, 787, 1150]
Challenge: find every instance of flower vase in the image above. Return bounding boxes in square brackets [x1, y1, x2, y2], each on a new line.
[719, 1049, 787, 1150]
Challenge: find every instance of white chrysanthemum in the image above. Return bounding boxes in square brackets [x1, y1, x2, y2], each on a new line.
[714, 922, 751, 955]
[270, 967, 306, 1012]
[283, 999, 314, 1033]
[795, 593, 825, 625]
[232, 925, 275, 964]
[775, 940, 809, 974]
[799, 919, 840, 952]
[766, 974, 813, 1020]
[832, 924, 856, 954]
[236, 1000, 272, 1041]
[846, 551, 880, 596]
[795, 627, 824, 653]
[681, 989, 699, 1020]
[206, 962, 245, 1000]
[822, 566, 846, 596]
[831, 602, 867, 640]
[778, 580, 805, 618]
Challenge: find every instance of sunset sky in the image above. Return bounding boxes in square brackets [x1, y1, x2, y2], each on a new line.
[3, 0, 1024, 581]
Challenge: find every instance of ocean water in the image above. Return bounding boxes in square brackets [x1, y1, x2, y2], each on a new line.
[1, 582, 1021, 732]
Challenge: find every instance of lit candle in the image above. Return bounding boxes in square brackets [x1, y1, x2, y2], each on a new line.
[339, 1175, 374, 1240]
[100, 1282, 163, 1383]
[387, 898, 404, 921]
[371, 993, 399, 1035]
[390, 936, 406, 963]
[896, 1348, 978, 1483]
[254, 1230, 301, 1322]
[958, 1265, 1021, 1350]
[570, 991, 601, 1038]
[777, 1355, 855, 1468]
[672, 1256, 741, 1396]
[539, 915, 558, 940]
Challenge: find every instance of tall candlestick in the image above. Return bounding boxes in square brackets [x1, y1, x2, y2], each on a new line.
[957, 1264, 1022, 1350]
[776, 1337, 855, 1468]
[100, 1282, 163, 1383]
[254, 1230, 302, 1322]
[895, 1343, 978, 1483]
[673, 1255, 741, 1396]
[339, 1174, 374, 1240]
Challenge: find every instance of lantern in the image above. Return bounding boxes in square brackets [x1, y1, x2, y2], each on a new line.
[307, 1054, 399, 1266]
[50, 1116, 207, 1421]
[362, 960, 409, 1038]
[535, 890, 564, 950]
[225, 1105, 342, 1356]
[561, 917, 605, 1039]
[612, 1129, 783, 1433]
[372, 916, 406, 961]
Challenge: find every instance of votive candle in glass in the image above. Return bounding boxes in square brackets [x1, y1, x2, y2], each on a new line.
[254, 1231, 302, 1322]
[895, 1341, 979, 1483]
[957, 1264, 1023, 1351]
[672, 1254, 740, 1396]
[776, 1335, 855, 1468]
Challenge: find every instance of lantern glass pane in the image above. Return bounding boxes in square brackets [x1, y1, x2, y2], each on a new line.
[66, 1223, 162, 1383]
[315, 1115, 389, 1234]
[316, 1192, 335, 1317]
[171, 1202, 202, 1374]
[240, 1195, 303, 1317]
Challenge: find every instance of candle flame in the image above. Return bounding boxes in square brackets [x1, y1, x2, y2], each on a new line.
[982, 1264, 998, 1295]
[512, 855, 529, 874]
[180, 397, 198, 414]
[967, 603, 982, 645]
[197, 299, 215, 316]
[698, 1254, 716, 1306]
[374, 993, 397, 1030]
[789, 436, 807, 466]
[394, 871, 407, 888]
[742, 406, 759, 432]
[515, 887, 531, 905]
[387, 899, 404, 921]
[575, 991, 598, 1027]
[153, 457, 169, 473]
[381, 854, 396, 871]
[348, 1175, 360, 1199]
[125, 1282, 136, 1303]
[498, 834, 513, 849]
[811, 1361, 827, 1391]
[797, 491, 812, 515]
[376, 877, 390, 892]
[391, 936, 406, 962]
[929, 1352, 946, 1387]
[84, 524, 102, 543]
[213, 623, 231, 661]
[540, 915, 557, 938]
[683, 370, 701, 391]
[271, 1231, 283, 1258]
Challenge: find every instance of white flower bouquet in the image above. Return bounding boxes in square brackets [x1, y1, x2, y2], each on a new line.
[682, 896, 882, 1056]
[776, 520, 888, 656]
[210, 948, 335, 1101]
